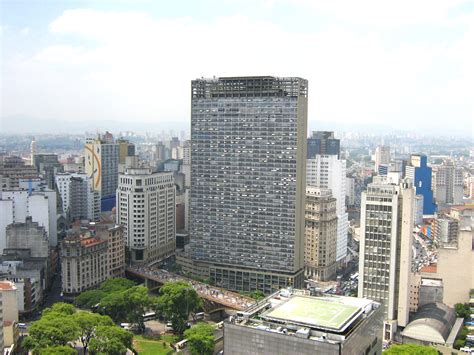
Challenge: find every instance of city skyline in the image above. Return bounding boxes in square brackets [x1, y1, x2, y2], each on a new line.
[1, 1, 473, 137]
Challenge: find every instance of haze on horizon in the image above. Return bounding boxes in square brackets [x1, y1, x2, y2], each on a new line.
[1, 0, 473, 137]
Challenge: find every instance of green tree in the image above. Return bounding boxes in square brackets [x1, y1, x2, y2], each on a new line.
[75, 289, 106, 309]
[25, 314, 80, 351]
[88, 325, 133, 355]
[73, 311, 114, 353]
[37, 345, 77, 355]
[99, 291, 128, 323]
[122, 286, 152, 332]
[184, 323, 215, 355]
[454, 303, 470, 318]
[383, 344, 439, 354]
[156, 281, 202, 334]
[100, 277, 135, 293]
[43, 302, 76, 316]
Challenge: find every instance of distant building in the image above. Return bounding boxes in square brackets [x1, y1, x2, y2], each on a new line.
[432, 160, 464, 205]
[405, 154, 436, 215]
[304, 188, 337, 281]
[359, 177, 414, 342]
[224, 289, 382, 355]
[33, 153, 63, 190]
[433, 216, 459, 246]
[85, 134, 120, 211]
[0, 156, 38, 189]
[307, 131, 340, 158]
[55, 173, 100, 222]
[116, 168, 175, 264]
[374, 146, 390, 173]
[346, 177, 356, 207]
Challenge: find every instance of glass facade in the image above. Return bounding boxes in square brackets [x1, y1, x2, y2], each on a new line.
[189, 76, 308, 291]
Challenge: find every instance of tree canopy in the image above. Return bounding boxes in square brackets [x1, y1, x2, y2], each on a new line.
[155, 281, 202, 334]
[184, 323, 215, 355]
[455, 303, 471, 318]
[75, 278, 136, 309]
[89, 325, 133, 355]
[23, 302, 132, 355]
[383, 344, 439, 354]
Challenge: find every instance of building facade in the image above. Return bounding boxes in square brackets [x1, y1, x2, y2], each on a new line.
[85, 134, 120, 211]
[358, 177, 414, 332]
[405, 154, 436, 215]
[6, 217, 49, 258]
[189, 76, 308, 293]
[56, 173, 100, 221]
[432, 160, 464, 205]
[307, 153, 348, 263]
[116, 168, 175, 264]
[304, 187, 337, 281]
[374, 146, 391, 173]
[61, 234, 108, 295]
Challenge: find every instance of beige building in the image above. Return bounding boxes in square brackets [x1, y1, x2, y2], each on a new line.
[61, 234, 108, 295]
[98, 224, 125, 278]
[0, 281, 20, 349]
[421, 229, 473, 307]
[304, 187, 338, 281]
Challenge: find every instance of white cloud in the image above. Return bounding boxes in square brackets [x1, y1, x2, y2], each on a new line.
[2, 4, 473, 135]
[20, 27, 30, 35]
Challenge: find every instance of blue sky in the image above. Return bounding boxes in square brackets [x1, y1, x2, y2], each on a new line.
[1, 0, 473, 136]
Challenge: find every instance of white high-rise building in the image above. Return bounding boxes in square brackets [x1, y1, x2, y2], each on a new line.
[374, 146, 391, 173]
[358, 177, 414, 341]
[346, 177, 356, 206]
[56, 173, 100, 221]
[116, 168, 175, 264]
[0, 184, 57, 250]
[307, 155, 348, 263]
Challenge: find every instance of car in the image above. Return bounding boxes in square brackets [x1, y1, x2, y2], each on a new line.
[18, 323, 27, 329]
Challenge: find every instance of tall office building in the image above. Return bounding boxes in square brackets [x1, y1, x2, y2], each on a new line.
[55, 173, 100, 222]
[307, 132, 348, 264]
[358, 177, 414, 339]
[85, 134, 120, 211]
[374, 146, 391, 173]
[405, 154, 436, 215]
[33, 153, 63, 189]
[189, 76, 308, 293]
[304, 187, 338, 281]
[432, 160, 464, 205]
[0, 156, 38, 189]
[307, 131, 340, 158]
[116, 167, 175, 264]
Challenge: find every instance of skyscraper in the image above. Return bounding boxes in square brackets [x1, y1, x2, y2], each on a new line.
[304, 187, 338, 281]
[405, 154, 436, 215]
[374, 145, 391, 173]
[307, 131, 348, 264]
[84, 134, 120, 211]
[358, 177, 414, 340]
[432, 159, 464, 205]
[116, 167, 175, 264]
[189, 76, 308, 293]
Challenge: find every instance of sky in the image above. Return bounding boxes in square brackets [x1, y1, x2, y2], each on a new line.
[1, 0, 473, 137]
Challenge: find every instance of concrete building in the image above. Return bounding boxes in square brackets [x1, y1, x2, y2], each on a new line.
[433, 216, 459, 246]
[358, 177, 415, 341]
[33, 153, 63, 190]
[85, 133, 120, 211]
[0, 156, 38, 189]
[405, 154, 436, 215]
[0, 281, 19, 350]
[117, 168, 175, 264]
[307, 131, 340, 158]
[224, 288, 382, 355]
[346, 177, 356, 207]
[307, 152, 348, 264]
[304, 187, 337, 281]
[374, 145, 391, 173]
[61, 234, 108, 295]
[0, 292, 3, 352]
[432, 160, 464, 205]
[189, 76, 308, 293]
[181, 140, 191, 189]
[6, 217, 49, 258]
[56, 173, 100, 221]
[0, 184, 58, 249]
[420, 229, 473, 307]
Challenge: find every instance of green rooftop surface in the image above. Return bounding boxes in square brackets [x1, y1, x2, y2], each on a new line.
[264, 296, 360, 330]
